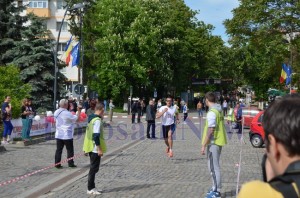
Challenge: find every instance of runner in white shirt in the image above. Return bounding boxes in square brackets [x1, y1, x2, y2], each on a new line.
[156, 96, 179, 158]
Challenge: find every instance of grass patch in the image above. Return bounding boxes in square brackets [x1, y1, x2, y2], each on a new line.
[113, 107, 127, 113]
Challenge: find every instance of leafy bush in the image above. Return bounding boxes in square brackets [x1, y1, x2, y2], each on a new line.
[0, 65, 31, 118]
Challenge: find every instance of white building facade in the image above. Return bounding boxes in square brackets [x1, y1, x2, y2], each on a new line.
[22, 0, 79, 83]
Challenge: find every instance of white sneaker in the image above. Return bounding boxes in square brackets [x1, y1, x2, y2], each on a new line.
[1, 141, 8, 145]
[87, 188, 101, 195]
[96, 189, 103, 193]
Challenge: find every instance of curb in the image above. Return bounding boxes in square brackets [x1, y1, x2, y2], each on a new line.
[9, 138, 46, 147]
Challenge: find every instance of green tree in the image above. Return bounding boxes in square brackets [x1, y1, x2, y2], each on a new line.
[82, 0, 227, 100]
[8, 14, 67, 111]
[0, 65, 31, 118]
[224, 0, 300, 96]
[0, 0, 26, 65]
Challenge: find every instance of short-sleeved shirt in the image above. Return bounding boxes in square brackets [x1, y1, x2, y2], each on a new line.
[92, 119, 101, 153]
[1, 102, 11, 121]
[206, 111, 217, 128]
[159, 105, 176, 126]
[54, 108, 78, 140]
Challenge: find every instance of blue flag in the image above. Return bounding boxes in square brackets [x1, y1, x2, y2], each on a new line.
[286, 65, 292, 85]
[71, 42, 80, 67]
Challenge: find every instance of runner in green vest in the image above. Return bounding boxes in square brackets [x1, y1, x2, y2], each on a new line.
[83, 103, 106, 195]
[201, 92, 227, 198]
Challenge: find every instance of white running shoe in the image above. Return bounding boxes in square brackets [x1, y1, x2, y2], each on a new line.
[87, 188, 101, 195]
[1, 141, 8, 145]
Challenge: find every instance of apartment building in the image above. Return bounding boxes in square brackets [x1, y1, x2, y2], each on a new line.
[21, 0, 79, 84]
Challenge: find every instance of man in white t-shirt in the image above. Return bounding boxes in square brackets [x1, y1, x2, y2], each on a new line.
[156, 96, 179, 158]
[54, 99, 81, 168]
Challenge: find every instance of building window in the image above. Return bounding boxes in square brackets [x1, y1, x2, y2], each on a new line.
[57, 0, 66, 9]
[28, 0, 48, 8]
[56, 22, 68, 32]
[58, 43, 67, 52]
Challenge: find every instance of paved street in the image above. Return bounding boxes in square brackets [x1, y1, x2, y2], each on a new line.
[0, 112, 265, 198]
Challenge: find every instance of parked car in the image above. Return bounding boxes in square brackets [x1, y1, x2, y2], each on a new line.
[249, 111, 265, 148]
[241, 106, 261, 128]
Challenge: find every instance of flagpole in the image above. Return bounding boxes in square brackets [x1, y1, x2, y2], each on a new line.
[289, 48, 292, 94]
[53, 3, 85, 110]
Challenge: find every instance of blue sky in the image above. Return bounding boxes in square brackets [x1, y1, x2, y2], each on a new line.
[184, 0, 240, 42]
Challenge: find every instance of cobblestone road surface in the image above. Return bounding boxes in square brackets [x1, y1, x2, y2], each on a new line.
[0, 113, 265, 198]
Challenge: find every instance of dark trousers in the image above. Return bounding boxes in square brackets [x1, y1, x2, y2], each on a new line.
[223, 108, 228, 116]
[237, 121, 242, 133]
[132, 113, 136, 123]
[55, 139, 75, 166]
[88, 152, 101, 190]
[146, 120, 155, 138]
[184, 113, 188, 121]
[137, 110, 141, 123]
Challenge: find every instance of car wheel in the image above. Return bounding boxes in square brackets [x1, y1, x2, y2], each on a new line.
[250, 134, 263, 148]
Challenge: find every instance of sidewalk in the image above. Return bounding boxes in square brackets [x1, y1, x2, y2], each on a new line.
[37, 113, 264, 198]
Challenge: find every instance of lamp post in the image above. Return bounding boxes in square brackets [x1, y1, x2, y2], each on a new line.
[53, 3, 85, 111]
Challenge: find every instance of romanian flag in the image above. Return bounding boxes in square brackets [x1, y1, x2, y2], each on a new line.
[280, 63, 292, 85]
[64, 36, 73, 65]
[279, 63, 287, 84]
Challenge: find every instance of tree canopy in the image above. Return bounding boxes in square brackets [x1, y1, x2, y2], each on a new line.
[224, 0, 300, 97]
[0, 65, 31, 118]
[81, 0, 234, 100]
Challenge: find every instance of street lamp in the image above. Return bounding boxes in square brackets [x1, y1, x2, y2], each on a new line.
[53, 3, 85, 110]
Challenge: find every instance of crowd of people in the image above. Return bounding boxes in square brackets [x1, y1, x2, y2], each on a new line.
[1, 93, 299, 197]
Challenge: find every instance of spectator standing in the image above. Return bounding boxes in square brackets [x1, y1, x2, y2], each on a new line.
[26, 99, 35, 140]
[183, 102, 188, 123]
[145, 100, 156, 139]
[103, 99, 107, 113]
[83, 97, 90, 111]
[157, 99, 162, 111]
[222, 100, 228, 116]
[131, 101, 138, 124]
[197, 101, 203, 118]
[86, 99, 96, 117]
[137, 100, 142, 123]
[54, 99, 81, 168]
[108, 99, 115, 122]
[1, 96, 13, 144]
[21, 98, 30, 141]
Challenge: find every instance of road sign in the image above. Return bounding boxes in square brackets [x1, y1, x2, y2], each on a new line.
[74, 84, 85, 95]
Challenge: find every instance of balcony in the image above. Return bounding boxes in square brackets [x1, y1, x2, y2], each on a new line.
[27, 8, 51, 18]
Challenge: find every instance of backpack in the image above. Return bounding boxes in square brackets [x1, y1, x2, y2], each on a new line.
[269, 161, 300, 198]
